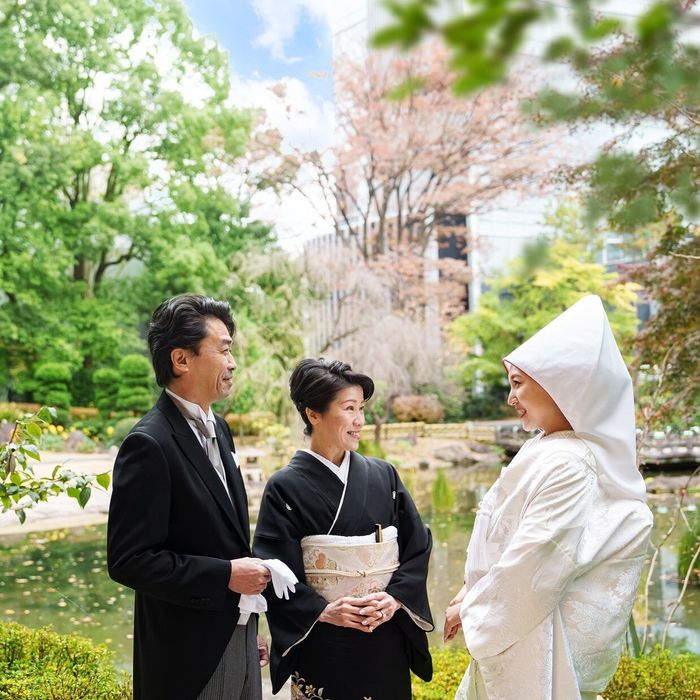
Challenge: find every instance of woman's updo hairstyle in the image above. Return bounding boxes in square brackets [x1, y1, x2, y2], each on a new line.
[289, 358, 374, 436]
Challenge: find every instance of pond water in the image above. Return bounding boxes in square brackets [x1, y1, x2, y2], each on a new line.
[0, 465, 697, 673]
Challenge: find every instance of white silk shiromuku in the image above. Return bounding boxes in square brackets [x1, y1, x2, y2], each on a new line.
[456, 432, 651, 699]
[457, 295, 653, 700]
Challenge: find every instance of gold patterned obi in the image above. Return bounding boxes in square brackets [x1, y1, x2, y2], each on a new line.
[301, 526, 399, 602]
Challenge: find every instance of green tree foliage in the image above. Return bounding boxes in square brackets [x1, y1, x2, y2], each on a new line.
[33, 363, 72, 411]
[115, 354, 152, 414]
[630, 221, 700, 423]
[0, 0, 272, 405]
[450, 237, 638, 387]
[222, 250, 307, 420]
[376, 0, 700, 420]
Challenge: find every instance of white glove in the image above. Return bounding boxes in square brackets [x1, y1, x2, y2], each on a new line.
[264, 558, 297, 600]
[237, 558, 298, 622]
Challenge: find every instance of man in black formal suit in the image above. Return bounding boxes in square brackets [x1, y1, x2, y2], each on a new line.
[108, 294, 271, 700]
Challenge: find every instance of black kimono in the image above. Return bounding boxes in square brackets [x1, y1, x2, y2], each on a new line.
[253, 450, 433, 699]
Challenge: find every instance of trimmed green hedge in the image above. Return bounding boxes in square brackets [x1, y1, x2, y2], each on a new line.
[603, 648, 700, 699]
[413, 647, 470, 699]
[93, 368, 120, 415]
[3, 623, 698, 700]
[116, 354, 153, 414]
[412, 646, 700, 700]
[34, 362, 72, 411]
[0, 621, 132, 700]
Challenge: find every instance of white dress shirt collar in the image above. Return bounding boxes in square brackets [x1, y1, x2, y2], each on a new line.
[165, 388, 215, 424]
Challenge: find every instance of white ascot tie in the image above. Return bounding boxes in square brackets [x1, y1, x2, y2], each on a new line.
[190, 415, 229, 495]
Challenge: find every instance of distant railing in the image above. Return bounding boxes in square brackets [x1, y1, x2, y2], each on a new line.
[360, 422, 498, 442]
[641, 435, 700, 466]
[360, 421, 700, 466]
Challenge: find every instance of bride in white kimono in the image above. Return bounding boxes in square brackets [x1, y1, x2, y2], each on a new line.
[444, 295, 653, 700]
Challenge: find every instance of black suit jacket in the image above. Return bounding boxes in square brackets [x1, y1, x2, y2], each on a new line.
[107, 392, 251, 700]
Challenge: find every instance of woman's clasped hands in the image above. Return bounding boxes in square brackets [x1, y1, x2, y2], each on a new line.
[319, 591, 401, 633]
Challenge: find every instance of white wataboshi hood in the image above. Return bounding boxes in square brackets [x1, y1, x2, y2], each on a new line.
[504, 294, 647, 502]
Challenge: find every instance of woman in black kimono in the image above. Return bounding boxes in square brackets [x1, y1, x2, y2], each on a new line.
[253, 358, 433, 699]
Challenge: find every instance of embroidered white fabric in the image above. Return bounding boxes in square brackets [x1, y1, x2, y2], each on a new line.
[457, 296, 654, 699]
[457, 434, 652, 699]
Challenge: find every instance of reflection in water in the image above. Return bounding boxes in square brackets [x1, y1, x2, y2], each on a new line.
[0, 465, 697, 672]
[0, 527, 134, 668]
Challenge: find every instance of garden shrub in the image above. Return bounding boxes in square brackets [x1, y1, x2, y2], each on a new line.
[358, 438, 387, 459]
[412, 646, 469, 699]
[0, 402, 34, 422]
[0, 621, 132, 700]
[392, 395, 445, 423]
[34, 363, 72, 411]
[603, 648, 700, 699]
[116, 355, 153, 414]
[412, 646, 700, 699]
[93, 368, 120, 415]
[678, 510, 700, 585]
[70, 406, 100, 419]
[38, 431, 67, 452]
[462, 385, 508, 420]
[112, 416, 140, 446]
[224, 410, 276, 436]
[70, 416, 105, 441]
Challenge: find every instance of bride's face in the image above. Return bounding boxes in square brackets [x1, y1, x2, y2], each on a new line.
[506, 363, 572, 435]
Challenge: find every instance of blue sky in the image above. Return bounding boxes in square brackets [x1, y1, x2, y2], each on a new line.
[182, 0, 334, 101]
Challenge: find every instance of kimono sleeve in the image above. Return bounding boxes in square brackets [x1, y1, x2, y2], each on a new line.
[461, 454, 596, 661]
[252, 477, 328, 692]
[385, 465, 434, 631]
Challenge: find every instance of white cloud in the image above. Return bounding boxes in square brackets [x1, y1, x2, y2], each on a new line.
[249, 0, 304, 63]
[250, 0, 364, 63]
[232, 75, 335, 152]
[228, 73, 337, 250]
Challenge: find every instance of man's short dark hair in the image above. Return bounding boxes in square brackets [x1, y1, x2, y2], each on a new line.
[289, 358, 374, 436]
[147, 294, 235, 387]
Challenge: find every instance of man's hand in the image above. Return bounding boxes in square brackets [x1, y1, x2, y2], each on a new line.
[228, 558, 271, 595]
[356, 592, 401, 632]
[318, 596, 374, 632]
[257, 635, 269, 667]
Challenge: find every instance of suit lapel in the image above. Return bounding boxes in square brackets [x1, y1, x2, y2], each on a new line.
[158, 393, 245, 542]
[215, 419, 250, 547]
